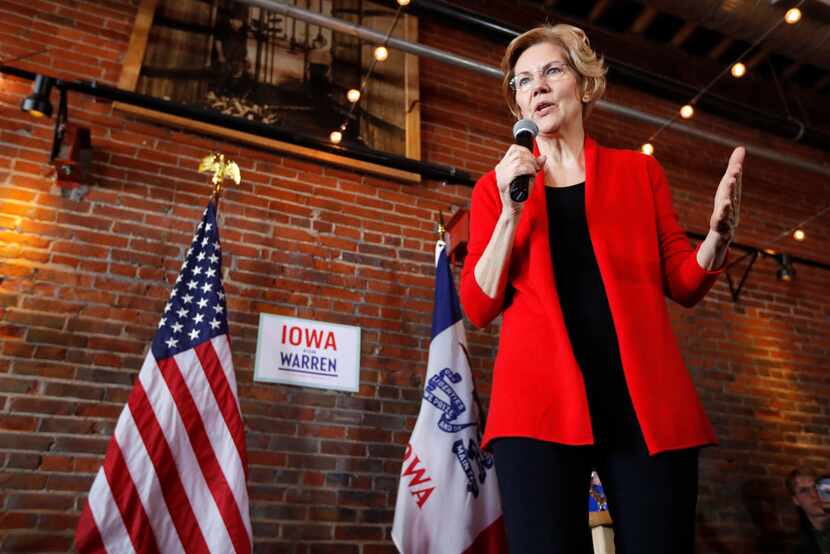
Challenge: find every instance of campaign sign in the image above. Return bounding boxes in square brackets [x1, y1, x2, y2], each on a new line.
[254, 314, 361, 392]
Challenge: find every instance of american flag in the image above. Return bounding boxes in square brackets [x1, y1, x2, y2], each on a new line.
[75, 201, 252, 554]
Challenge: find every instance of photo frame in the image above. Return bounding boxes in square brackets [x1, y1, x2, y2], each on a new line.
[117, 0, 421, 182]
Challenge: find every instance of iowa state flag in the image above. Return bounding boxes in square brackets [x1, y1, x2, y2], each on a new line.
[392, 243, 507, 554]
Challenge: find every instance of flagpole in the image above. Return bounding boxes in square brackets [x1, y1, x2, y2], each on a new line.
[435, 212, 447, 266]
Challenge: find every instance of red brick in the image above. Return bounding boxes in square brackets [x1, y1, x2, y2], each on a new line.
[0, 8, 826, 553]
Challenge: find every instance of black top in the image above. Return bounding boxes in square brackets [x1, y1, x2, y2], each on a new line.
[546, 183, 641, 450]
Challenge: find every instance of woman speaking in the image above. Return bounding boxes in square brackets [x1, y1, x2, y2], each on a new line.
[460, 24, 743, 554]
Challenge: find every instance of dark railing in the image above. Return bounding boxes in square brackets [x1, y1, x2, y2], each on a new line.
[0, 65, 475, 186]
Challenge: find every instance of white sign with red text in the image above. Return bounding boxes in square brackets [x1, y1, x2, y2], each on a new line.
[253, 314, 361, 392]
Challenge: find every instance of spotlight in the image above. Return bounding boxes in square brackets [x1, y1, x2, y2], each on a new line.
[641, 143, 654, 156]
[397, 0, 411, 4]
[374, 46, 389, 61]
[793, 229, 805, 241]
[785, 8, 801, 24]
[776, 253, 795, 282]
[731, 62, 746, 78]
[680, 104, 694, 119]
[20, 75, 54, 118]
[329, 130, 343, 144]
[347, 89, 361, 103]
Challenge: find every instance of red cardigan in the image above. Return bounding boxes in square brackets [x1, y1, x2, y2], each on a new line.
[460, 136, 722, 455]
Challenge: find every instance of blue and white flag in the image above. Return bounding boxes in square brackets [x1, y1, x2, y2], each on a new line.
[392, 242, 506, 554]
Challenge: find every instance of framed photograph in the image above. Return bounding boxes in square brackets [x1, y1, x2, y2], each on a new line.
[118, 0, 421, 182]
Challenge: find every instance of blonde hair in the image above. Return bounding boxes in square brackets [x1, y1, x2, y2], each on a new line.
[501, 24, 607, 119]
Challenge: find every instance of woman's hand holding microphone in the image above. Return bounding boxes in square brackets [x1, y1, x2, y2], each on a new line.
[494, 145, 547, 219]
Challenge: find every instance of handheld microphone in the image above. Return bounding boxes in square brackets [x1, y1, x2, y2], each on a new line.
[509, 118, 539, 203]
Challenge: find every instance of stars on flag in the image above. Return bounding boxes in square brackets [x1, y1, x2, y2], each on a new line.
[152, 204, 228, 359]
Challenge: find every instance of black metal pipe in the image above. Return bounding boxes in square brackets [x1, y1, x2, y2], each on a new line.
[4, 66, 828, 272]
[0, 65, 475, 186]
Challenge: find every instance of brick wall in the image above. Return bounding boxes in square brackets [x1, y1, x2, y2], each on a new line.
[1, 1, 828, 553]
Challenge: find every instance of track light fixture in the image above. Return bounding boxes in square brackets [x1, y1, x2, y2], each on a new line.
[20, 74, 54, 118]
[776, 253, 795, 282]
[48, 85, 93, 196]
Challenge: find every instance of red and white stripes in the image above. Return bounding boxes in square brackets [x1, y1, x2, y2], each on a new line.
[76, 335, 252, 554]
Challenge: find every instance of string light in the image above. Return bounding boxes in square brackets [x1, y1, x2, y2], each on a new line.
[731, 62, 746, 78]
[785, 8, 801, 24]
[793, 229, 805, 241]
[641, 0, 806, 154]
[329, 2, 407, 147]
[374, 46, 389, 61]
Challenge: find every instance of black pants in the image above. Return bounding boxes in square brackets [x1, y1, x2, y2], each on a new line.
[491, 437, 699, 554]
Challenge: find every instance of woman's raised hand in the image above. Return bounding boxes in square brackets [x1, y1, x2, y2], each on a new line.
[709, 146, 744, 243]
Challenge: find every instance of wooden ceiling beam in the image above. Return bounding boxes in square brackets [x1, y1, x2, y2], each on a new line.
[812, 74, 830, 93]
[745, 48, 770, 70]
[588, 0, 612, 23]
[781, 63, 802, 80]
[629, 6, 658, 34]
[708, 36, 734, 59]
[670, 21, 698, 47]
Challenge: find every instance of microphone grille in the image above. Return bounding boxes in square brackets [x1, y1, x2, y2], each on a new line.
[512, 118, 538, 139]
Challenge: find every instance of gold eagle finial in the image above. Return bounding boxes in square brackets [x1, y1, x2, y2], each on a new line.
[198, 153, 241, 199]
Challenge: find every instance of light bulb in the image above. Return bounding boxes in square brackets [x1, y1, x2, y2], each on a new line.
[397, 0, 411, 5]
[330, 130, 342, 144]
[793, 229, 805, 241]
[785, 8, 801, 24]
[374, 46, 389, 61]
[680, 104, 694, 119]
[731, 62, 746, 78]
[641, 143, 654, 156]
[347, 89, 361, 103]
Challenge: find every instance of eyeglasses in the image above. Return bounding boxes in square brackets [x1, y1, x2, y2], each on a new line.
[509, 61, 571, 93]
[795, 485, 819, 497]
